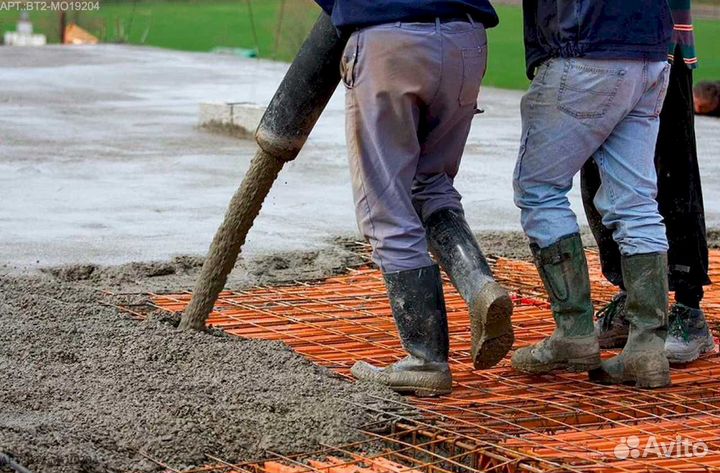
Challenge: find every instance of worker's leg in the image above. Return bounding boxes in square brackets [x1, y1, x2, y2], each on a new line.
[590, 51, 714, 355]
[344, 24, 437, 273]
[511, 58, 639, 375]
[512, 58, 633, 248]
[581, 159, 624, 288]
[656, 51, 714, 363]
[580, 158, 629, 348]
[581, 71, 669, 355]
[344, 22, 451, 395]
[659, 56, 710, 292]
[410, 20, 514, 370]
[589, 61, 671, 388]
[410, 19, 486, 221]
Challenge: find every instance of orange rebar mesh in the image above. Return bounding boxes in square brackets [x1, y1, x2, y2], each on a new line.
[148, 250, 720, 473]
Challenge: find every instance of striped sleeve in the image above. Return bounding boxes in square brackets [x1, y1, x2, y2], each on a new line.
[667, 0, 698, 69]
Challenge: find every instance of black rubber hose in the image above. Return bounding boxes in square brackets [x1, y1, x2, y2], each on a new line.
[0, 453, 33, 473]
[255, 12, 348, 161]
[179, 12, 348, 331]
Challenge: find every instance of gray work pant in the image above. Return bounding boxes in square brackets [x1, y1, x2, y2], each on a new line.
[342, 19, 487, 273]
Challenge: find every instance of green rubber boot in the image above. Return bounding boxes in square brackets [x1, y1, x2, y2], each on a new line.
[351, 264, 452, 397]
[590, 253, 671, 389]
[511, 234, 601, 374]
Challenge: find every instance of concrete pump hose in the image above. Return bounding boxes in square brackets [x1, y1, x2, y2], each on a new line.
[179, 12, 348, 331]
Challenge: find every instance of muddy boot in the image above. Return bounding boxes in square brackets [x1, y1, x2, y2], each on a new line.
[665, 304, 715, 364]
[594, 291, 630, 349]
[590, 253, 671, 388]
[351, 264, 452, 397]
[424, 208, 513, 369]
[511, 234, 600, 374]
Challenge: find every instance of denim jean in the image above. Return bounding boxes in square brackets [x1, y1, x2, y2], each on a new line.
[343, 18, 488, 272]
[581, 49, 711, 301]
[513, 58, 671, 255]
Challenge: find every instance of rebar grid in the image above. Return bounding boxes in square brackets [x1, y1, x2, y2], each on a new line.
[144, 250, 720, 473]
[142, 423, 551, 473]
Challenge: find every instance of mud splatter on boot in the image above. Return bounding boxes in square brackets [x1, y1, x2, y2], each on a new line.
[511, 234, 600, 374]
[590, 253, 671, 389]
[425, 208, 513, 369]
[351, 264, 452, 397]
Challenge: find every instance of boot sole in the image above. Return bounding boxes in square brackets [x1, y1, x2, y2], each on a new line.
[589, 369, 671, 389]
[350, 363, 452, 397]
[513, 354, 602, 375]
[390, 385, 452, 397]
[470, 283, 514, 370]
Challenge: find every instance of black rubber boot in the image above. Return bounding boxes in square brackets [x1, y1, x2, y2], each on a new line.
[590, 253, 671, 388]
[424, 208, 514, 369]
[511, 234, 601, 374]
[351, 264, 452, 397]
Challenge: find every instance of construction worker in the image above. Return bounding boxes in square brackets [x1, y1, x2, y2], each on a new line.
[314, 0, 514, 396]
[512, 1, 675, 388]
[582, 0, 715, 365]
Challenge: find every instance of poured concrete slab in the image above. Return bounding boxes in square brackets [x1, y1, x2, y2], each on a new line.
[1, 45, 718, 268]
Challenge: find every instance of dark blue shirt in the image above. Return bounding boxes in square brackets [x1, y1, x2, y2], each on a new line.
[523, 0, 673, 79]
[315, 1, 499, 32]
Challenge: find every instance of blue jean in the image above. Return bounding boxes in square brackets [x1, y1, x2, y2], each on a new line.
[513, 58, 671, 255]
[344, 19, 488, 272]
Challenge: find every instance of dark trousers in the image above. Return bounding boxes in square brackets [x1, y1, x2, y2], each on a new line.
[581, 51, 711, 303]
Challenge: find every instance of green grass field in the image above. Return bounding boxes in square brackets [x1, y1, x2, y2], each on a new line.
[2, 1, 719, 90]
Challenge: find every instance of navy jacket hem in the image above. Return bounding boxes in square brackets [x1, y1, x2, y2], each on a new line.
[527, 47, 669, 80]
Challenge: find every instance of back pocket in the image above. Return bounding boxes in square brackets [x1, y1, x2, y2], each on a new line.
[652, 62, 671, 117]
[557, 60, 626, 119]
[459, 46, 487, 106]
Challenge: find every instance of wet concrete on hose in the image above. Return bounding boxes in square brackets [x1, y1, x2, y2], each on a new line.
[0, 245, 401, 473]
[180, 150, 286, 330]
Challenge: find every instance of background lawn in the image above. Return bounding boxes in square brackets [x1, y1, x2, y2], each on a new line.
[1, 0, 718, 90]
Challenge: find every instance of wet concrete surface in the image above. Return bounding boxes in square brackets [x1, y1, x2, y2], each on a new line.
[0, 267, 401, 473]
[2, 45, 719, 269]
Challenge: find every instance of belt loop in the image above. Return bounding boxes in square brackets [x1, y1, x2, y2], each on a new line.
[466, 13, 476, 26]
[435, 17, 441, 31]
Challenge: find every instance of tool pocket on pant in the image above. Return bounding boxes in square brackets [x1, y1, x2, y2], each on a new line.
[340, 32, 360, 89]
[652, 62, 672, 117]
[537, 258, 571, 302]
[557, 59, 626, 119]
[541, 265, 570, 302]
[459, 46, 487, 106]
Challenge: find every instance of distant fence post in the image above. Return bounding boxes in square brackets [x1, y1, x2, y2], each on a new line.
[59, 11, 66, 43]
